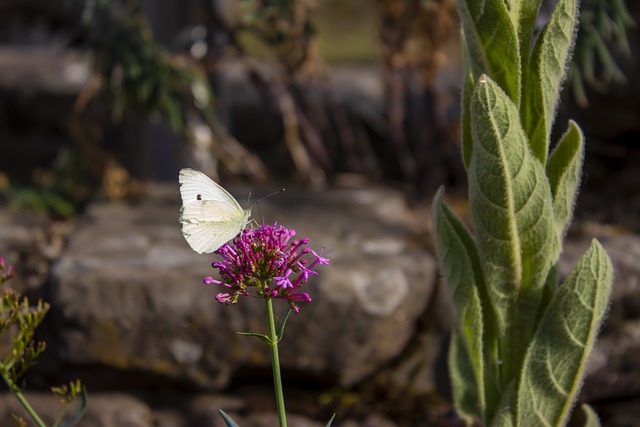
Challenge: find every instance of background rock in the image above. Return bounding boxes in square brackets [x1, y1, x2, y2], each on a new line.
[1, 183, 638, 426]
[50, 183, 437, 392]
[0, 392, 151, 427]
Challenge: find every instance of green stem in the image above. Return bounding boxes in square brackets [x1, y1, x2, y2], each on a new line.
[265, 298, 287, 427]
[1, 371, 47, 427]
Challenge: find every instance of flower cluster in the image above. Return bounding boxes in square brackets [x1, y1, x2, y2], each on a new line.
[204, 224, 329, 313]
[0, 256, 14, 285]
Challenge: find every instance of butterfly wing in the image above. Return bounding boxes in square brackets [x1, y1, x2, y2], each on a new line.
[180, 201, 249, 253]
[179, 168, 250, 254]
[179, 168, 243, 209]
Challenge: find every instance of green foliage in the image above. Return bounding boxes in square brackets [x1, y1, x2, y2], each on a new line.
[71, 0, 211, 131]
[50, 380, 89, 427]
[1, 147, 89, 219]
[546, 121, 584, 239]
[521, 0, 579, 163]
[65, 0, 268, 186]
[448, 328, 482, 421]
[0, 257, 87, 427]
[458, 0, 521, 105]
[3, 187, 74, 218]
[432, 0, 615, 425]
[570, 0, 636, 107]
[0, 289, 50, 389]
[517, 241, 612, 426]
[433, 188, 491, 418]
[469, 76, 560, 388]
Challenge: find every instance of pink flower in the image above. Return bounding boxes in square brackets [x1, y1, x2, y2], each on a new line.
[203, 224, 329, 312]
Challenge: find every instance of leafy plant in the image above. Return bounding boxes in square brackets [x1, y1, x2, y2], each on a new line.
[0, 257, 87, 427]
[71, 0, 207, 131]
[1, 147, 89, 219]
[570, 0, 636, 107]
[68, 0, 267, 182]
[432, 0, 613, 425]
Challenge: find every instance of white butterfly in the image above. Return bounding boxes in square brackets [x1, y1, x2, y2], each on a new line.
[179, 168, 251, 254]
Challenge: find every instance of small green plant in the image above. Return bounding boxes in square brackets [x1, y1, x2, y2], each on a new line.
[71, 0, 208, 131]
[1, 148, 89, 219]
[432, 0, 613, 426]
[67, 0, 267, 187]
[0, 257, 87, 427]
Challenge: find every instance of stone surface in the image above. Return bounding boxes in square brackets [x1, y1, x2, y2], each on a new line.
[51, 183, 437, 390]
[0, 46, 90, 94]
[0, 392, 151, 427]
[0, 391, 327, 427]
[0, 208, 70, 294]
[2, 183, 639, 426]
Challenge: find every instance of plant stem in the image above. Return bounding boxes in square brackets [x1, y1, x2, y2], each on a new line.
[265, 298, 287, 427]
[1, 371, 47, 427]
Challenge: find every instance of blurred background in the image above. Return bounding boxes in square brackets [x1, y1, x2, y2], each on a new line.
[0, 0, 638, 426]
[0, 0, 638, 218]
[0, 0, 462, 215]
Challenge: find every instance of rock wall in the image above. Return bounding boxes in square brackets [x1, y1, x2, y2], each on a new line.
[0, 183, 639, 426]
[0, 183, 443, 426]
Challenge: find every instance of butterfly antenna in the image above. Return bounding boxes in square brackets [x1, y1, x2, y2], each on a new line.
[252, 188, 285, 224]
[249, 188, 284, 208]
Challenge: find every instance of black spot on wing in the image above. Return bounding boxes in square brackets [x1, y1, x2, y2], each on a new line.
[197, 194, 202, 201]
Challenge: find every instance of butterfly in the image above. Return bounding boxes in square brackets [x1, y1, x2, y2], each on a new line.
[178, 168, 251, 254]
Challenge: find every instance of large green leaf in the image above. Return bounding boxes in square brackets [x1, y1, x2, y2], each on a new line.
[469, 75, 559, 379]
[449, 327, 482, 422]
[457, 0, 521, 103]
[546, 120, 584, 240]
[517, 240, 613, 427]
[521, 0, 579, 162]
[432, 187, 489, 415]
[512, 0, 544, 65]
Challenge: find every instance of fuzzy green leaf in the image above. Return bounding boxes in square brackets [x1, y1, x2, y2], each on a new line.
[489, 380, 516, 427]
[469, 75, 559, 378]
[461, 48, 475, 169]
[432, 187, 488, 415]
[546, 120, 584, 240]
[449, 327, 482, 422]
[513, 0, 544, 64]
[522, 0, 579, 163]
[517, 240, 612, 427]
[458, 0, 521, 103]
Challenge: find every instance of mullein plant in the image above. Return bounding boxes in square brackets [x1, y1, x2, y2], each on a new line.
[432, 0, 613, 426]
[570, 0, 636, 107]
[0, 256, 87, 427]
[199, 224, 331, 427]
